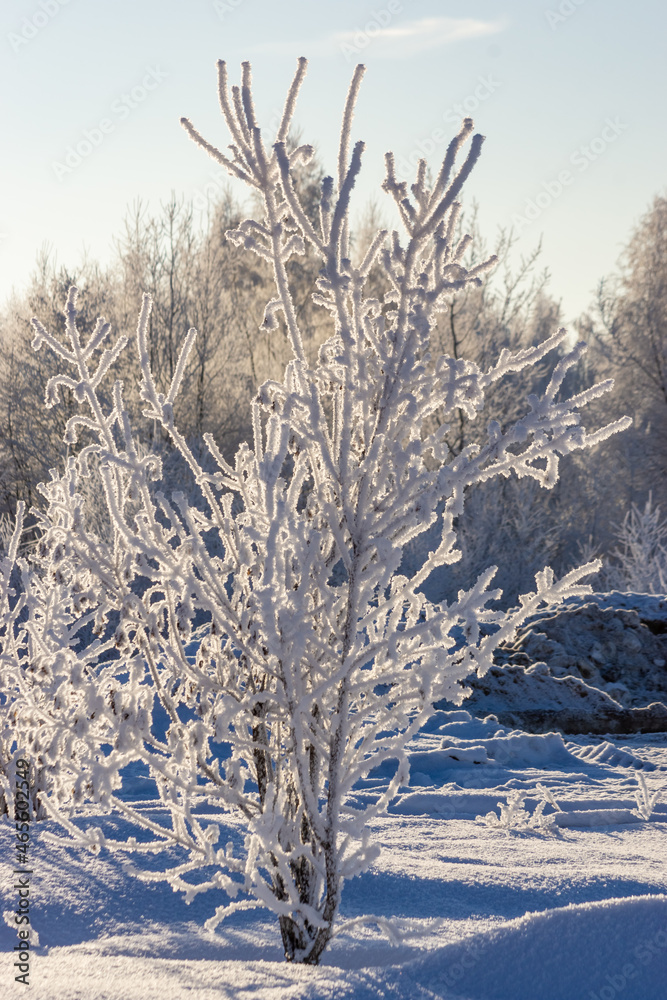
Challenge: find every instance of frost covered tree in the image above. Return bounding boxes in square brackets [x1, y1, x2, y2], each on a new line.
[602, 493, 667, 594]
[19, 59, 630, 964]
[0, 252, 114, 519]
[581, 195, 667, 517]
[0, 505, 27, 817]
[0, 503, 89, 819]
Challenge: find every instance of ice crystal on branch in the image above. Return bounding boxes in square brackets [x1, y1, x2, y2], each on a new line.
[17, 58, 629, 965]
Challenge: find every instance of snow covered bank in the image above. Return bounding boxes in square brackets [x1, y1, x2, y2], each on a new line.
[443, 593, 667, 733]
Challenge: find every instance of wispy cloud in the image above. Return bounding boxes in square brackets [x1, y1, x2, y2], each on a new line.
[249, 17, 506, 59]
[336, 17, 506, 59]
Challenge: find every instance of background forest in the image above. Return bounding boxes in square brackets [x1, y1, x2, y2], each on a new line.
[2, 178, 665, 606]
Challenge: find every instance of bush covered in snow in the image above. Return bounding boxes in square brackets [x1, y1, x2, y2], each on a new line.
[603, 494, 667, 594]
[0, 59, 630, 964]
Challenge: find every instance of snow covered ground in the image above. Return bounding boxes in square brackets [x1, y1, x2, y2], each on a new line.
[2, 711, 666, 999]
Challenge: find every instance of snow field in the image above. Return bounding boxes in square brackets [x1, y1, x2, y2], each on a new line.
[2, 713, 666, 998]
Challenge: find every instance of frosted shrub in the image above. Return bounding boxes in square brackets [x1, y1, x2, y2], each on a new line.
[19, 59, 629, 964]
[604, 493, 667, 594]
[633, 773, 662, 822]
[0, 506, 27, 818]
[0, 505, 88, 819]
[477, 784, 562, 836]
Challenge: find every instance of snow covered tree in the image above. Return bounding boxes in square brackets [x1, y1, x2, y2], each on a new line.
[602, 493, 667, 594]
[0, 504, 27, 818]
[21, 59, 629, 964]
[0, 252, 114, 520]
[0, 502, 92, 820]
[583, 195, 667, 517]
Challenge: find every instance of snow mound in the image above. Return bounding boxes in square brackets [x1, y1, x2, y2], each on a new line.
[496, 592, 667, 707]
[402, 893, 667, 1000]
[23, 896, 667, 999]
[408, 733, 577, 784]
[408, 712, 657, 778]
[472, 662, 624, 712]
[570, 740, 657, 769]
[553, 808, 641, 827]
[568, 591, 667, 621]
[439, 730, 583, 768]
[443, 662, 646, 734]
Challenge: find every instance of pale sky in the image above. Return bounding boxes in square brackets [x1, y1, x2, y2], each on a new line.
[1, 0, 665, 325]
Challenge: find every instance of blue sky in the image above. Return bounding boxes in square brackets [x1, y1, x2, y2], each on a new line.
[1, 0, 665, 324]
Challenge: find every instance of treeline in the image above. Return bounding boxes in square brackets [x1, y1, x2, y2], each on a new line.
[1, 174, 665, 604]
